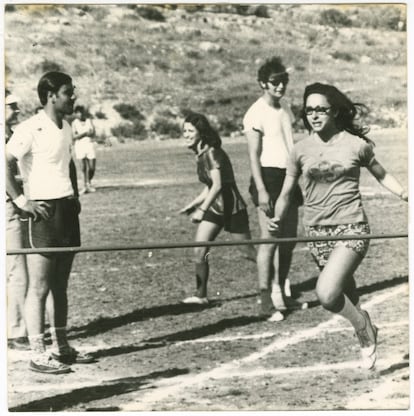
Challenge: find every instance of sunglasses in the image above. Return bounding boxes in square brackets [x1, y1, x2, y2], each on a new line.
[305, 106, 331, 116]
[6, 103, 19, 111]
[267, 74, 289, 86]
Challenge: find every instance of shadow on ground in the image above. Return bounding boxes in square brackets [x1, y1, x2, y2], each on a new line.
[9, 367, 188, 412]
[68, 275, 407, 343]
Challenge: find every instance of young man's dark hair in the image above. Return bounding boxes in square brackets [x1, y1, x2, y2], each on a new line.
[37, 71, 72, 105]
[257, 56, 289, 85]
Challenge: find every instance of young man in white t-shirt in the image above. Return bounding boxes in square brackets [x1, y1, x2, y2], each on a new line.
[243, 57, 306, 322]
[6, 71, 94, 374]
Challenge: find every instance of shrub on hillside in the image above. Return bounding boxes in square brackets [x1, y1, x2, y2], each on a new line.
[150, 116, 182, 139]
[111, 121, 147, 140]
[113, 103, 145, 121]
[331, 51, 354, 62]
[319, 9, 353, 27]
[94, 110, 107, 120]
[36, 59, 62, 73]
[253, 5, 270, 19]
[351, 6, 405, 31]
[218, 117, 240, 137]
[136, 6, 166, 22]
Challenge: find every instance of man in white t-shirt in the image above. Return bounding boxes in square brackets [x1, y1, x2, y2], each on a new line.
[72, 105, 97, 194]
[243, 57, 306, 322]
[6, 71, 94, 374]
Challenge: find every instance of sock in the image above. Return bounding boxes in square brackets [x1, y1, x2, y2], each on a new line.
[260, 289, 274, 314]
[49, 326, 71, 354]
[271, 284, 286, 310]
[28, 334, 46, 355]
[336, 295, 366, 331]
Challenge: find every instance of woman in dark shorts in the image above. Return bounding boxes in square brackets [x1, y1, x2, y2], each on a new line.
[180, 112, 254, 305]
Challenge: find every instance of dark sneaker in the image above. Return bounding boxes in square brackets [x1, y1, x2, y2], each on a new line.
[30, 354, 71, 374]
[356, 310, 378, 369]
[8, 337, 31, 351]
[52, 347, 95, 364]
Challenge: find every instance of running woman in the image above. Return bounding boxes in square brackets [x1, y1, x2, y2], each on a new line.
[268, 82, 408, 369]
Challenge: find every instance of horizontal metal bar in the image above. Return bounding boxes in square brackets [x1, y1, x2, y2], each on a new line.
[6, 233, 408, 255]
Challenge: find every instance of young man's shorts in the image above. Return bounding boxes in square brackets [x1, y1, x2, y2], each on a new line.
[202, 209, 250, 234]
[22, 197, 81, 249]
[74, 137, 96, 160]
[249, 167, 303, 208]
[306, 222, 370, 269]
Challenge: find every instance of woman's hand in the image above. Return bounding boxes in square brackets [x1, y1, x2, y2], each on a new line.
[179, 205, 196, 215]
[191, 208, 205, 223]
[267, 216, 281, 236]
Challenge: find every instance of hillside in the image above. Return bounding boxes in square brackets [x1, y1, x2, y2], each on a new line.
[4, 3, 407, 140]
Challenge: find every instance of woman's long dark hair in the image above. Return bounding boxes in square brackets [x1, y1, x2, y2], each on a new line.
[302, 82, 374, 145]
[184, 112, 222, 149]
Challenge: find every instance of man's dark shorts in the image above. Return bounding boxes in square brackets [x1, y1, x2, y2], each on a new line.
[249, 167, 303, 208]
[22, 197, 81, 248]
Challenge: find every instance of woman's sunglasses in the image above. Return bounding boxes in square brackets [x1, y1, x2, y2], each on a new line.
[304, 106, 331, 116]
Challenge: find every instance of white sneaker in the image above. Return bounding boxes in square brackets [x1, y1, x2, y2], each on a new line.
[356, 310, 378, 370]
[181, 296, 209, 305]
[267, 310, 285, 322]
[285, 297, 309, 310]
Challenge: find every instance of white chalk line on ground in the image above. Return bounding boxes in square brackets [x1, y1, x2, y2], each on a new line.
[8, 318, 409, 365]
[118, 284, 409, 409]
[8, 284, 408, 405]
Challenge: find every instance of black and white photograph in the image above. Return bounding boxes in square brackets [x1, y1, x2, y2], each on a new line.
[2, 1, 410, 412]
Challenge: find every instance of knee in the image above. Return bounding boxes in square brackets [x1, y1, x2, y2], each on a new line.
[257, 244, 275, 258]
[194, 247, 209, 263]
[316, 285, 342, 311]
[27, 283, 49, 301]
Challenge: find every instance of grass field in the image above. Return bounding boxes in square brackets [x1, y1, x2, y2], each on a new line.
[6, 129, 409, 411]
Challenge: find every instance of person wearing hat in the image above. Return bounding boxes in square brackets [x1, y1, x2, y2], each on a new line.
[243, 57, 306, 322]
[5, 90, 31, 350]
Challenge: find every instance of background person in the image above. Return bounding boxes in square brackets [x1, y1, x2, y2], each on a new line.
[6, 71, 93, 374]
[72, 104, 96, 194]
[5, 91, 30, 350]
[180, 112, 255, 305]
[268, 82, 408, 369]
[243, 56, 306, 322]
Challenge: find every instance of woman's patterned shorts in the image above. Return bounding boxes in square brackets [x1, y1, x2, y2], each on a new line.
[306, 222, 370, 269]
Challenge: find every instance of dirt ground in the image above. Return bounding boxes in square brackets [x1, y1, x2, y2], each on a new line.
[5, 133, 410, 412]
[6, 239, 409, 412]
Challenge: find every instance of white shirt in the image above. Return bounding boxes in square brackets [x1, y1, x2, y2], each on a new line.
[7, 110, 74, 200]
[243, 96, 295, 168]
[72, 118, 94, 143]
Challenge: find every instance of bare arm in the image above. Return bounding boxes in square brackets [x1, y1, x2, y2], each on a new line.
[72, 119, 95, 140]
[190, 168, 222, 223]
[179, 186, 209, 215]
[246, 129, 271, 215]
[5, 150, 51, 221]
[268, 175, 299, 234]
[367, 159, 408, 201]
